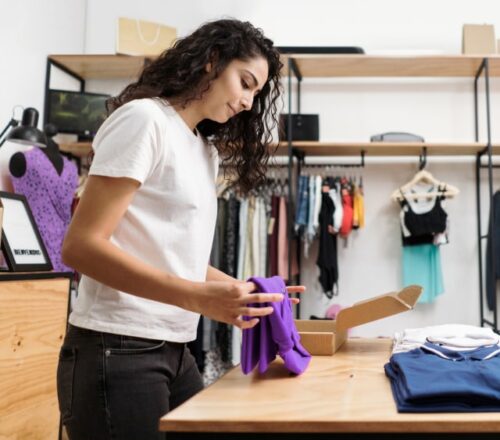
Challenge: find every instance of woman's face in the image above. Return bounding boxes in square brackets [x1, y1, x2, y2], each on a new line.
[201, 56, 269, 123]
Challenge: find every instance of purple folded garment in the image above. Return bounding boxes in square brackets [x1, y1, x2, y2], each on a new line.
[241, 276, 311, 375]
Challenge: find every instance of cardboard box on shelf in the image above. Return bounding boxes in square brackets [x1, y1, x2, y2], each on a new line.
[462, 24, 496, 55]
[295, 285, 422, 355]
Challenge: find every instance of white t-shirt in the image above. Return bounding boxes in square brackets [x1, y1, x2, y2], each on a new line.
[69, 98, 219, 342]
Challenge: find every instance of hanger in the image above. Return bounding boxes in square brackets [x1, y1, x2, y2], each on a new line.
[391, 169, 459, 202]
[216, 172, 235, 198]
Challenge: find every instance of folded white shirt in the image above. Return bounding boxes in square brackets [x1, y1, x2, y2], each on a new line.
[392, 324, 499, 353]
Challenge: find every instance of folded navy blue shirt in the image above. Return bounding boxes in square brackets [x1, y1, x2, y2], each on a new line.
[385, 342, 500, 412]
[241, 276, 311, 375]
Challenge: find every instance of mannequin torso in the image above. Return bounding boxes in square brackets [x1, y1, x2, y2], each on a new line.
[9, 137, 64, 177]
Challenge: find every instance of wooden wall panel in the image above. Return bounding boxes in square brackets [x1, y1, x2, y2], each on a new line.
[0, 278, 70, 440]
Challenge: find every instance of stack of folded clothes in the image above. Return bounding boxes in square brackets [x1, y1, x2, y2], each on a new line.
[385, 324, 500, 412]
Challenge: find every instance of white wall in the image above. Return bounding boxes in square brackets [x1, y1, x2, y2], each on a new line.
[2, 0, 500, 335]
[0, 0, 86, 189]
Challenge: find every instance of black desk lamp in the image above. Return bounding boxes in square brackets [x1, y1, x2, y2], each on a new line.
[0, 107, 47, 148]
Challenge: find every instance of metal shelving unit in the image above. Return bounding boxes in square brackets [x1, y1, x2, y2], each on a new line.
[474, 59, 500, 332]
[45, 52, 499, 327]
[281, 50, 499, 326]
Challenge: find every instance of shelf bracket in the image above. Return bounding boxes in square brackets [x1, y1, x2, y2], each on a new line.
[419, 147, 427, 170]
[291, 147, 306, 164]
[294, 149, 365, 168]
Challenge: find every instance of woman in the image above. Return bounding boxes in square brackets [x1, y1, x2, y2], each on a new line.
[57, 18, 304, 439]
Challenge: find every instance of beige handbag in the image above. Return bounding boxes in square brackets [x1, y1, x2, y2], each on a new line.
[116, 17, 177, 56]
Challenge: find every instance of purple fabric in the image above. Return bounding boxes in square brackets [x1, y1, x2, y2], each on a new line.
[11, 148, 78, 271]
[241, 275, 311, 375]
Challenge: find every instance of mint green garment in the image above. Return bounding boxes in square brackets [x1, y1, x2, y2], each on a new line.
[402, 244, 444, 303]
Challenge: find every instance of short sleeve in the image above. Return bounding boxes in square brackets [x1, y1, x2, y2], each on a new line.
[209, 143, 219, 181]
[89, 99, 165, 184]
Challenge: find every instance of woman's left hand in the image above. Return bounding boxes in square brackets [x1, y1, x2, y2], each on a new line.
[287, 285, 306, 305]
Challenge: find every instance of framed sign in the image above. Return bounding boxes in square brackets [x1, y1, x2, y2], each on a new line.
[0, 191, 52, 272]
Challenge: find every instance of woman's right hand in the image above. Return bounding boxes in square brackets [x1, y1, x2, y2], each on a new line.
[190, 281, 283, 329]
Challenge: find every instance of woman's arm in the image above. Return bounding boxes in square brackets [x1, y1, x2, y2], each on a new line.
[205, 265, 305, 303]
[62, 175, 283, 328]
[206, 265, 237, 282]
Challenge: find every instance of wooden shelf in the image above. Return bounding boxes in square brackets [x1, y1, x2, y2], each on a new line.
[59, 141, 93, 157]
[49, 54, 500, 80]
[60, 141, 498, 158]
[485, 57, 500, 76]
[49, 54, 150, 79]
[281, 54, 500, 78]
[274, 141, 499, 156]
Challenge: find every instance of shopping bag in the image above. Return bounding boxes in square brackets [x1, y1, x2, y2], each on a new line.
[116, 17, 177, 56]
[462, 24, 496, 54]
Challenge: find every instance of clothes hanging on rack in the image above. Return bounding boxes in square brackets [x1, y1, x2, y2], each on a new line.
[340, 178, 354, 238]
[294, 170, 365, 298]
[399, 185, 448, 246]
[317, 183, 338, 298]
[402, 244, 443, 303]
[295, 175, 309, 231]
[278, 195, 297, 279]
[236, 198, 248, 280]
[258, 197, 268, 277]
[198, 175, 300, 384]
[201, 196, 234, 384]
[486, 190, 500, 311]
[352, 180, 365, 229]
[268, 195, 280, 276]
[298, 173, 365, 240]
[244, 196, 256, 279]
[329, 182, 343, 234]
[313, 175, 322, 232]
[304, 176, 317, 257]
[222, 195, 240, 278]
[398, 185, 449, 303]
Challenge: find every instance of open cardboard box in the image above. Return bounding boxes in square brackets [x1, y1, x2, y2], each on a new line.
[295, 285, 422, 355]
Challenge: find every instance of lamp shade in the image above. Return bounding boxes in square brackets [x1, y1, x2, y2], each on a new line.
[6, 108, 46, 147]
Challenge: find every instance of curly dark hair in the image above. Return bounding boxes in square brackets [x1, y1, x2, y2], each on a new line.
[108, 19, 283, 193]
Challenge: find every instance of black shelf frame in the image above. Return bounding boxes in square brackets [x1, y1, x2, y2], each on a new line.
[283, 49, 498, 327]
[474, 59, 500, 332]
[44, 53, 499, 328]
[44, 58, 85, 128]
[283, 48, 366, 319]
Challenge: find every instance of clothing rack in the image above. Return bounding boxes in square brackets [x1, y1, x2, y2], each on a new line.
[294, 147, 366, 169]
[281, 48, 499, 326]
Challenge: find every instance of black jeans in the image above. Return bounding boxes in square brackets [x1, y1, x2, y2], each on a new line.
[57, 324, 204, 440]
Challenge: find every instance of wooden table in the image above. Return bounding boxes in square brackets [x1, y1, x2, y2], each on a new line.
[160, 338, 500, 439]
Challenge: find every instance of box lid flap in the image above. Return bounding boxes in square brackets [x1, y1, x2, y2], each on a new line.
[335, 285, 422, 331]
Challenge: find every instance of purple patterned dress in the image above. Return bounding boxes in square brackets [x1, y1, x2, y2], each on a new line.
[11, 148, 78, 271]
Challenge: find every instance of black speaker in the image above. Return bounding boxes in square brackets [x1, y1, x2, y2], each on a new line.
[279, 114, 319, 141]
